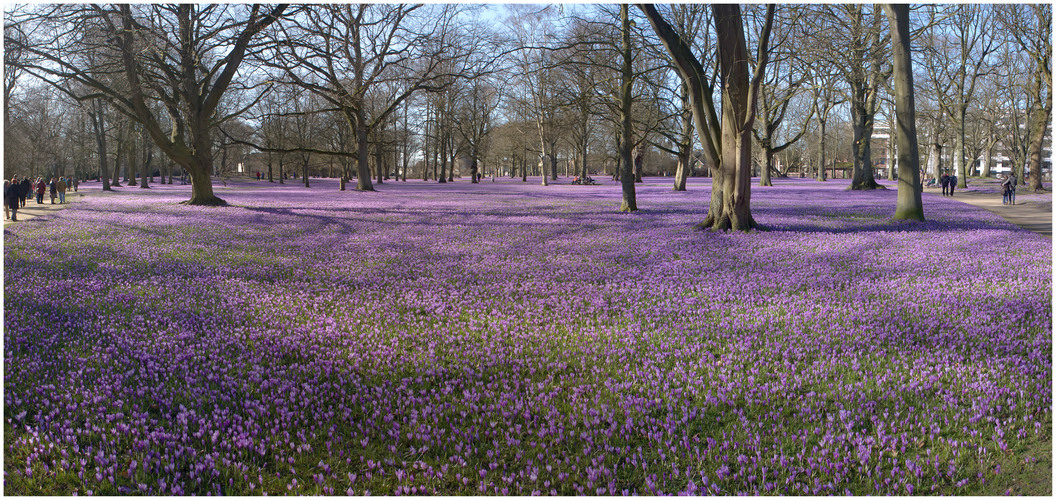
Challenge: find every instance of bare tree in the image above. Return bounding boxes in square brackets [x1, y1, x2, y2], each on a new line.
[921, 5, 998, 189]
[641, 4, 775, 231]
[265, 5, 480, 192]
[996, 4, 1051, 191]
[753, 6, 813, 187]
[9, 4, 289, 205]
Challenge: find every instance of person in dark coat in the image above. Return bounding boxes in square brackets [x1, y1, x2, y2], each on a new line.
[19, 177, 30, 207]
[1003, 173, 1017, 205]
[948, 174, 957, 196]
[940, 172, 950, 196]
[5, 180, 19, 221]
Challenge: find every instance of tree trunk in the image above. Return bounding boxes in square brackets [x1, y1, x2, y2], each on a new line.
[706, 4, 763, 231]
[674, 150, 690, 191]
[886, 122, 896, 181]
[448, 147, 455, 182]
[112, 139, 125, 188]
[980, 133, 995, 178]
[674, 85, 692, 191]
[140, 127, 152, 188]
[850, 112, 881, 189]
[303, 154, 310, 188]
[580, 138, 589, 180]
[885, 4, 925, 221]
[954, 106, 968, 188]
[89, 104, 112, 192]
[816, 119, 827, 181]
[618, 6, 637, 212]
[1027, 100, 1051, 191]
[374, 143, 384, 185]
[926, 142, 941, 180]
[760, 148, 774, 187]
[185, 151, 224, 205]
[123, 130, 132, 185]
[438, 133, 448, 183]
[354, 106, 375, 190]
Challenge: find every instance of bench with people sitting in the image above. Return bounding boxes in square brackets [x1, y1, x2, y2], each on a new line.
[571, 175, 596, 185]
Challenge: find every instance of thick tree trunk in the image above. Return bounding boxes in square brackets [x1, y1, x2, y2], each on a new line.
[355, 123, 374, 191]
[954, 106, 968, 188]
[185, 152, 225, 206]
[760, 148, 774, 187]
[303, 155, 310, 188]
[1027, 105, 1051, 191]
[885, 4, 925, 221]
[926, 142, 941, 180]
[850, 115, 881, 189]
[674, 155, 689, 191]
[618, 6, 636, 212]
[708, 4, 761, 231]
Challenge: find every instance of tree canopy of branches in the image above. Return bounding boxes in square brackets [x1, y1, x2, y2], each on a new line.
[8, 4, 289, 205]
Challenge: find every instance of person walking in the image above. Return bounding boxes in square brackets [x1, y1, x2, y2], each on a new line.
[5, 179, 19, 221]
[4, 180, 12, 220]
[35, 178, 46, 204]
[940, 172, 950, 196]
[948, 174, 957, 196]
[1003, 172, 1017, 205]
[19, 177, 30, 207]
[48, 177, 58, 204]
[57, 177, 67, 204]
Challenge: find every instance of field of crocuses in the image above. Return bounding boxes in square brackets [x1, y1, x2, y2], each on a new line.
[4, 176, 1051, 495]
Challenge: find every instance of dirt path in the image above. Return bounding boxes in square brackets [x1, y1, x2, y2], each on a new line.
[3, 192, 88, 228]
[924, 186, 1052, 237]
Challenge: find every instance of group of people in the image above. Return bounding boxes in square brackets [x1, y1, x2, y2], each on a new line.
[939, 172, 959, 196]
[4, 175, 75, 222]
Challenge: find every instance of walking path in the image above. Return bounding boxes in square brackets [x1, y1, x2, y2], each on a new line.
[3, 192, 87, 228]
[924, 186, 1052, 237]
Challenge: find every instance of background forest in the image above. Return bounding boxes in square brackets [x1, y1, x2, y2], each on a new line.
[4, 4, 1051, 197]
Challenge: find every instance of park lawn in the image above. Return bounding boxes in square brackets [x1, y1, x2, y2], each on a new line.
[4, 177, 1051, 495]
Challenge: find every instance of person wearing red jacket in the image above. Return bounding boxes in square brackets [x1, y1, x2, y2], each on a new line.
[35, 178, 46, 204]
